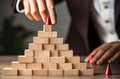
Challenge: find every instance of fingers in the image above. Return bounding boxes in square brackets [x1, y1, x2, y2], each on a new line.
[36, 0, 48, 22]
[84, 49, 97, 63]
[23, 0, 34, 20]
[108, 51, 120, 63]
[97, 43, 120, 64]
[91, 49, 108, 64]
[23, 0, 56, 23]
[85, 43, 109, 63]
[30, 0, 41, 21]
[85, 43, 112, 64]
[46, 0, 56, 24]
[85, 42, 120, 64]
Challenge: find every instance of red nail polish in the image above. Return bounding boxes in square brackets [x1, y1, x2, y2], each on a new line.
[105, 64, 112, 76]
[46, 16, 52, 25]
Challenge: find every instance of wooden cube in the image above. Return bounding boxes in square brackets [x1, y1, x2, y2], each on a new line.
[49, 69, 63, 76]
[38, 31, 57, 37]
[64, 69, 79, 76]
[33, 69, 48, 76]
[80, 69, 93, 75]
[11, 61, 26, 69]
[33, 37, 49, 44]
[42, 63, 57, 69]
[59, 50, 73, 57]
[35, 50, 50, 57]
[72, 63, 87, 70]
[65, 56, 80, 63]
[35, 57, 49, 63]
[27, 63, 42, 69]
[58, 63, 72, 69]
[29, 43, 42, 51]
[50, 38, 63, 44]
[50, 50, 59, 57]
[18, 56, 33, 63]
[2, 68, 17, 76]
[28, 43, 34, 50]
[55, 44, 69, 50]
[43, 44, 55, 50]
[24, 49, 34, 57]
[43, 25, 52, 32]
[50, 57, 65, 63]
[34, 43, 43, 50]
[18, 69, 32, 76]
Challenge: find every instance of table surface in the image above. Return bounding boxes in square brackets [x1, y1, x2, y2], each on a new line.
[0, 56, 120, 79]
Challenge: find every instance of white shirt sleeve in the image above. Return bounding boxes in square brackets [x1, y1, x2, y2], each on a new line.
[16, 0, 25, 13]
[92, 0, 120, 43]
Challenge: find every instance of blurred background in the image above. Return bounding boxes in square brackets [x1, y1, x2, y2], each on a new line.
[0, 0, 70, 55]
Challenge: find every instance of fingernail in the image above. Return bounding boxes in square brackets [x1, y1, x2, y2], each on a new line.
[85, 59, 88, 62]
[108, 60, 112, 64]
[97, 61, 101, 64]
[52, 20, 56, 25]
[84, 58, 88, 62]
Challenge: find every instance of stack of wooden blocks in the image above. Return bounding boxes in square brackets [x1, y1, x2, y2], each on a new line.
[2, 24, 93, 76]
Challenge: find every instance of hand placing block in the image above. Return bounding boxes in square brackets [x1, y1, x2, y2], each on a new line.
[2, 21, 94, 76]
[33, 37, 49, 44]
[11, 61, 26, 69]
[59, 50, 73, 57]
[18, 69, 32, 76]
[64, 69, 79, 76]
[18, 55, 34, 63]
[50, 38, 63, 44]
[2, 68, 17, 76]
[33, 69, 48, 76]
[27, 63, 42, 69]
[38, 31, 57, 38]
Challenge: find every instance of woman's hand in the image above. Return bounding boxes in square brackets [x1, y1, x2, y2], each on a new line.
[85, 42, 120, 64]
[23, 0, 56, 24]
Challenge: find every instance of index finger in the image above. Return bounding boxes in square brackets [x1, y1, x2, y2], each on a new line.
[46, 0, 56, 24]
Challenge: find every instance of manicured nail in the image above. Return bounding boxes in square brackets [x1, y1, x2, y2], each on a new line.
[84, 58, 88, 62]
[97, 61, 101, 64]
[108, 60, 112, 64]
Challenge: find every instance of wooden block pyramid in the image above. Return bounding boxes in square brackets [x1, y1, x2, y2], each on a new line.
[2, 17, 93, 76]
